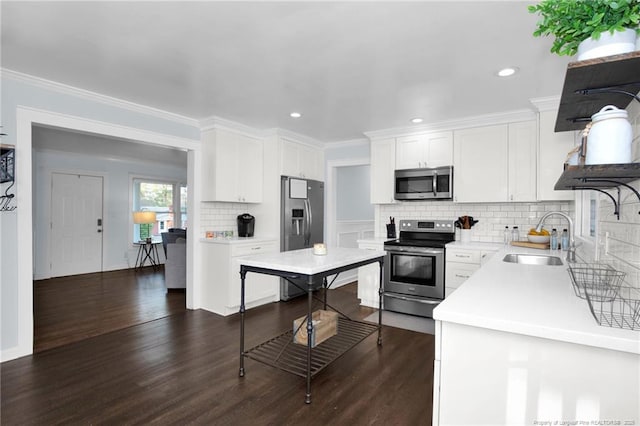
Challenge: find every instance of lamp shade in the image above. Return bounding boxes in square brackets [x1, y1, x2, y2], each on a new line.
[133, 211, 156, 224]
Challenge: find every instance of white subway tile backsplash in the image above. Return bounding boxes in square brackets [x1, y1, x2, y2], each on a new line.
[595, 99, 640, 289]
[200, 201, 250, 236]
[377, 200, 576, 243]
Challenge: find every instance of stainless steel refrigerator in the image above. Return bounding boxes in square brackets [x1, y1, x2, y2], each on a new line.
[280, 175, 324, 301]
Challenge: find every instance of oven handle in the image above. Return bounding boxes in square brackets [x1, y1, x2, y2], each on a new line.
[385, 293, 441, 305]
[385, 247, 444, 255]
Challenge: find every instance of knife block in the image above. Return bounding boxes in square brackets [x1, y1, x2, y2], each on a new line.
[386, 224, 396, 239]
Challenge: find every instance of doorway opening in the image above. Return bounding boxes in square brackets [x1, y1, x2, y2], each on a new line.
[11, 107, 200, 360]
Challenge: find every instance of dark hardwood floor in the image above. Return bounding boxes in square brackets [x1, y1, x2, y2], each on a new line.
[5, 273, 434, 425]
[34, 267, 186, 352]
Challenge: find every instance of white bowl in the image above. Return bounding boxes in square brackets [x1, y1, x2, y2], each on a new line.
[527, 235, 550, 244]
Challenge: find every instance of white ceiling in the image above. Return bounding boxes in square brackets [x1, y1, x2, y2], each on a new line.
[1, 1, 572, 143]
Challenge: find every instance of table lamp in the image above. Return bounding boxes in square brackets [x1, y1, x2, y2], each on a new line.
[133, 210, 156, 243]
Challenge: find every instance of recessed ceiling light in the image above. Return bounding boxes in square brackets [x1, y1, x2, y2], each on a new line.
[290, 112, 302, 118]
[496, 67, 519, 77]
[411, 118, 423, 124]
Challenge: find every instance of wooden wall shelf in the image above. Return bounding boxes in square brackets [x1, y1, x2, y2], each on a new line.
[555, 51, 640, 132]
[554, 163, 640, 190]
[554, 163, 640, 219]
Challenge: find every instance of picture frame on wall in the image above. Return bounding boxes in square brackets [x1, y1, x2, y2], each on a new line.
[1, 144, 15, 184]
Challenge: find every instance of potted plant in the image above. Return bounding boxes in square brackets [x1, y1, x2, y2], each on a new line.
[528, 0, 640, 59]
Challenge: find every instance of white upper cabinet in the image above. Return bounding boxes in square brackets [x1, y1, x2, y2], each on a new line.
[508, 121, 537, 202]
[395, 131, 453, 169]
[280, 137, 324, 181]
[538, 109, 576, 201]
[454, 125, 509, 202]
[370, 138, 397, 204]
[453, 121, 537, 203]
[202, 128, 264, 203]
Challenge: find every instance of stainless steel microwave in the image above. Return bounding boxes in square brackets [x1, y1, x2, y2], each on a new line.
[394, 166, 453, 201]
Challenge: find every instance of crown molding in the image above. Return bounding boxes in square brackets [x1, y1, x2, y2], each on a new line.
[263, 127, 324, 148]
[199, 115, 267, 139]
[1, 68, 200, 128]
[364, 108, 538, 140]
[324, 138, 369, 150]
[530, 96, 561, 112]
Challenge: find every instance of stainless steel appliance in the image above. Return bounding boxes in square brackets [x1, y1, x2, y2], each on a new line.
[237, 213, 255, 237]
[394, 166, 453, 201]
[383, 219, 455, 318]
[280, 176, 324, 300]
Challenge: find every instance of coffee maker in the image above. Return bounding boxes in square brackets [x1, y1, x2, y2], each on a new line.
[237, 213, 255, 237]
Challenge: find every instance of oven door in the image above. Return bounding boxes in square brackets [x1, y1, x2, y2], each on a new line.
[384, 247, 445, 299]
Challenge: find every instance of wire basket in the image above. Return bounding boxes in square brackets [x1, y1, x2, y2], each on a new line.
[584, 284, 640, 330]
[568, 264, 625, 302]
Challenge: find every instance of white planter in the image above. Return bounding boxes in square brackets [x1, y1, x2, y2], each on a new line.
[577, 28, 637, 60]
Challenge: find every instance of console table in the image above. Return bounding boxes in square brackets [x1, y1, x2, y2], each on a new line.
[238, 247, 385, 404]
[134, 240, 161, 270]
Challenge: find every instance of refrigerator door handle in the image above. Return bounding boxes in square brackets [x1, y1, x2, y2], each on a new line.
[304, 198, 312, 246]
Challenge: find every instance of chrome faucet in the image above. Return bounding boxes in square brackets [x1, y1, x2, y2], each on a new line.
[535, 211, 577, 263]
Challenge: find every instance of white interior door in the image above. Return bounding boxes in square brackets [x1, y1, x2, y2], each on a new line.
[50, 173, 104, 277]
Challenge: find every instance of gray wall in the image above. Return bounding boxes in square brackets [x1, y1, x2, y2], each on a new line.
[336, 165, 374, 221]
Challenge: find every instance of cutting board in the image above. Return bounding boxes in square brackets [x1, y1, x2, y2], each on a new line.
[511, 241, 550, 250]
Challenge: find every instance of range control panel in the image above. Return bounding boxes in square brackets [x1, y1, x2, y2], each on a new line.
[399, 219, 455, 233]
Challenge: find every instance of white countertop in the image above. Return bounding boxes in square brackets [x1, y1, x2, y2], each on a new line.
[200, 236, 277, 245]
[446, 241, 503, 251]
[434, 245, 640, 354]
[357, 237, 392, 245]
[238, 247, 386, 275]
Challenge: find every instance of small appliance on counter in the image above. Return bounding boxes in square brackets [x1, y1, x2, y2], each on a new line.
[237, 213, 255, 237]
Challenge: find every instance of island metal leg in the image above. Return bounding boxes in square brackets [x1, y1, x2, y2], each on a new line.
[323, 276, 328, 310]
[377, 258, 384, 345]
[239, 268, 247, 377]
[305, 276, 314, 404]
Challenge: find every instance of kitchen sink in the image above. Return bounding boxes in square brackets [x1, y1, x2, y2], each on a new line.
[502, 253, 563, 266]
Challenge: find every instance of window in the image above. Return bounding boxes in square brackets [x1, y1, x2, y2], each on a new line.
[575, 190, 598, 258]
[132, 178, 187, 243]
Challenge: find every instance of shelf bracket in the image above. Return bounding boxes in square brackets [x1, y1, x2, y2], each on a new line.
[575, 82, 640, 104]
[578, 179, 640, 216]
[574, 187, 620, 220]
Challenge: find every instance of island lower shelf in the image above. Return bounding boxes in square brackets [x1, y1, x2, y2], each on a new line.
[245, 317, 378, 378]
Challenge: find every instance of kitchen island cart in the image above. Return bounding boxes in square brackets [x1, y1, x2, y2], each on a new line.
[237, 247, 385, 403]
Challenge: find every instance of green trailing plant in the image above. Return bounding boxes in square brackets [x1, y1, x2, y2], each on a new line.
[529, 0, 640, 56]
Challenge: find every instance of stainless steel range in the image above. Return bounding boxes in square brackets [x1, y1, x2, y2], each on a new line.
[383, 219, 455, 318]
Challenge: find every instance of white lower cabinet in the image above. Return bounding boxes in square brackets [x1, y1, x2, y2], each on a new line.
[445, 248, 495, 297]
[201, 240, 279, 316]
[433, 321, 639, 425]
[357, 240, 385, 308]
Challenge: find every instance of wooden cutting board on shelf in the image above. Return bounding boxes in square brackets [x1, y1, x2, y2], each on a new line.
[511, 241, 550, 250]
